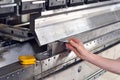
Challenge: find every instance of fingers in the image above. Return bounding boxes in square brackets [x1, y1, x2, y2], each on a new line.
[68, 37, 80, 44]
[66, 43, 83, 59]
[66, 43, 79, 54]
[69, 40, 79, 49]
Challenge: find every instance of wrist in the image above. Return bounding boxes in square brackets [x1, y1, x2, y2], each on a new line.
[83, 52, 97, 62]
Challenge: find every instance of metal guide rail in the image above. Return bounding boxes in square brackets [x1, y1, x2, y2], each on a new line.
[0, 24, 34, 42]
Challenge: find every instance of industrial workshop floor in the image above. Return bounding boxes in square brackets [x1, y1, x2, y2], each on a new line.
[96, 72, 120, 80]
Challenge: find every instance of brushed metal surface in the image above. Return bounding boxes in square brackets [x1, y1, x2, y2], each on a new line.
[34, 3, 120, 45]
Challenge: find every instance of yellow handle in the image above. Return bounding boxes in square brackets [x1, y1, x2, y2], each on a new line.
[19, 55, 36, 65]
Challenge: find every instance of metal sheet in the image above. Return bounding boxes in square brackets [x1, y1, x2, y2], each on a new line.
[34, 3, 120, 45]
[62, 22, 120, 43]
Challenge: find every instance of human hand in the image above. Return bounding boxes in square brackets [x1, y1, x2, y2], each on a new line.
[66, 38, 90, 59]
[67, 38, 120, 74]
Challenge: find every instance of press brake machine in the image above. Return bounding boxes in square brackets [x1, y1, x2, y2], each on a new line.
[0, 0, 120, 80]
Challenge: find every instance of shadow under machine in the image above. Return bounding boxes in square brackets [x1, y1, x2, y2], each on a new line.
[0, 0, 120, 80]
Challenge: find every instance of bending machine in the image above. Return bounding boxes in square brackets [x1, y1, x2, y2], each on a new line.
[0, 0, 120, 80]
